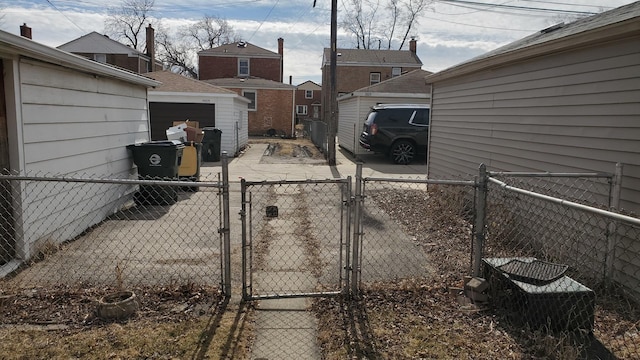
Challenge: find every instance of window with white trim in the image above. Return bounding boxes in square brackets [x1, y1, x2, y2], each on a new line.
[392, 67, 402, 77]
[370, 72, 381, 85]
[238, 58, 249, 76]
[242, 90, 256, 111]
[305, 90, 313, 99]
[296, 105, 308, 115]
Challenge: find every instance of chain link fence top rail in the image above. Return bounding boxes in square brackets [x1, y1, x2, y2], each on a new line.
[484, 173, 640, 358]
[242, 180, 349, 300]
[0, 171, 224, 291]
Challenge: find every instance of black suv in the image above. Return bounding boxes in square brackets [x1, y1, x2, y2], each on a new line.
[359, 104, 430, 164]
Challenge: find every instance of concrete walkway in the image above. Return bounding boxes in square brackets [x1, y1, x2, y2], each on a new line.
[200, 141, 429, 359]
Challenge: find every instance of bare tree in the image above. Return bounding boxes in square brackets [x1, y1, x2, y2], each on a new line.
[340, 0, 381, 49]
[104, 0, 155, 51]
[155, 28, 198, 78]
[341, 0, 432, 50]
[397, 0, 430, 50]
[156, 15, 240, 78]
[182, 15, 240, 51]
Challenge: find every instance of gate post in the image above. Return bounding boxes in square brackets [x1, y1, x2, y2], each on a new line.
[240, 178, 249, 300]
[221, 152, 232, 297]
[605, 162, 623, 284]
[473, 164, 488, 277]
[351, 162, 364, 298]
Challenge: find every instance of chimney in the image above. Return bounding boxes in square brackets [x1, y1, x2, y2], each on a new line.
[289, 75, 292, 85]
[145, 24, 155, 72]
[20, 23, 32, 39]
[278, 37, 284, 83]
[409, 37, 417, 53]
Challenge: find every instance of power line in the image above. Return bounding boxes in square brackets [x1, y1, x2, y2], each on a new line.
[435, 0, 519, 15]
[422, 14, 537, 32]
[520, 0, 612, 10]
[44, 0, 86, 33]
[247, 0, 280, 42]
[437, 0, 598, 15]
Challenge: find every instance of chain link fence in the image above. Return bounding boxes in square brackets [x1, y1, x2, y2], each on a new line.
[241, 179, 350, 300]
[1, 157, 639, 358]
[357, 177, 476, 287]
[0, 170, 226, 324]
[483, 169, 640, 358]
[299, 119, 327, 154]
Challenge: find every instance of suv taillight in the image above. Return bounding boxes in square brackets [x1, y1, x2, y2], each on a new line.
[371, 123, 378, 135]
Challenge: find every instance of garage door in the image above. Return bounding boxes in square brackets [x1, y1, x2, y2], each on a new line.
[149, 102, 215, 141]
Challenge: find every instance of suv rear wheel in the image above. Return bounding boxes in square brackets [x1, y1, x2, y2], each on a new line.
[390, 140, 415, 165]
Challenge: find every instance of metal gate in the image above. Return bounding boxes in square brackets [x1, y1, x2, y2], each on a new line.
[241, 178, 351, 300]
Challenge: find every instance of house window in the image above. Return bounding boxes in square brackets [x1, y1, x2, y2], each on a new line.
[94, 53, 106, 63]
[239, 58, 249, 77]
[296, 105, 308, 115]
[392, 67, 401, 77]
[370, 72, 381, 85]
[305, 90, 313, 99]
[242, 90, 256, 111]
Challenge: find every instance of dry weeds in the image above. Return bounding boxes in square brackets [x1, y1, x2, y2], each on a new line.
[313, 186, 640, 359]
[0, 284, 253, 359]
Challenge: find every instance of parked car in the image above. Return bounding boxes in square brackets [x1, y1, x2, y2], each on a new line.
[359, 104, 430, 164]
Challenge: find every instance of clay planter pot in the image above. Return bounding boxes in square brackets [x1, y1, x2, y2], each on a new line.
[96, 290, 139, 320]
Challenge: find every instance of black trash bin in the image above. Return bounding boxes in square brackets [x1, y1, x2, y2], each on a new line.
[127, 140, 184, 205]
[201, 128, 222, 162]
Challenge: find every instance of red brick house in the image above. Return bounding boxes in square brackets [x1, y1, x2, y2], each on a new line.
[321, 39, 422, 96]
[203, 77, 295, 137]
[199, 39, 296, 136]
[295, 80, 322, 122]
[57, 25, 162, 74]
[198, 39, 283, 82]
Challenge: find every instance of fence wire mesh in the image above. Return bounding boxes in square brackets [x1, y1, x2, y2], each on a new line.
[359, 178, 476, 285]
[300, 119, 328, 154]
[484, 174, 640, 359]
[0, 171, 224, 325]
[242, 180, 349, 300]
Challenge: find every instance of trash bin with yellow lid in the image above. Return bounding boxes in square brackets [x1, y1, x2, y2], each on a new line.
[179, 141, 202, 191]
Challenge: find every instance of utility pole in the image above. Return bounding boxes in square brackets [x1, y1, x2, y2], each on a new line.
[327, 0, 338, 165]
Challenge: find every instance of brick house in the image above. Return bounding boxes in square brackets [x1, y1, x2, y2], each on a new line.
[199, 39, 296, 136]
[57, 25, 162, 74]
[321, 39, 422, 96]
[203, 77, 295, 137]
[198, 39, 284, 82]
[295, 80, 322, 122]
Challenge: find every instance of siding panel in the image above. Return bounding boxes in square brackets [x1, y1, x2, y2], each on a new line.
[16, 58, 150, 259]
[428, 37, 640, 212]
[427, 35, 640, 301]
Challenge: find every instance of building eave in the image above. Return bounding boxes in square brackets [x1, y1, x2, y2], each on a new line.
[0, 30, 160, 88]
[339, 92, 428, 101]
[426, 17, 640, 84]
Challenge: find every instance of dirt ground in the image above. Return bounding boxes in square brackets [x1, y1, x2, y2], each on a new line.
[312, 187, 640, 359]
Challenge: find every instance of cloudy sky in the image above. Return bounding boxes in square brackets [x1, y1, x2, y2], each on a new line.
[0, 0, 636, 85]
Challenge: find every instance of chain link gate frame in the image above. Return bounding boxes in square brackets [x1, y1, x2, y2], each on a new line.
[240, 178, 352, 301]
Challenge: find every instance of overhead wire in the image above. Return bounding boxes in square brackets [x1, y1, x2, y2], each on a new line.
[247, 0, 280, 42]
[437, 0, 598, 15]
[44, 0, 87, 32]
[519, 0, 613, 10]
